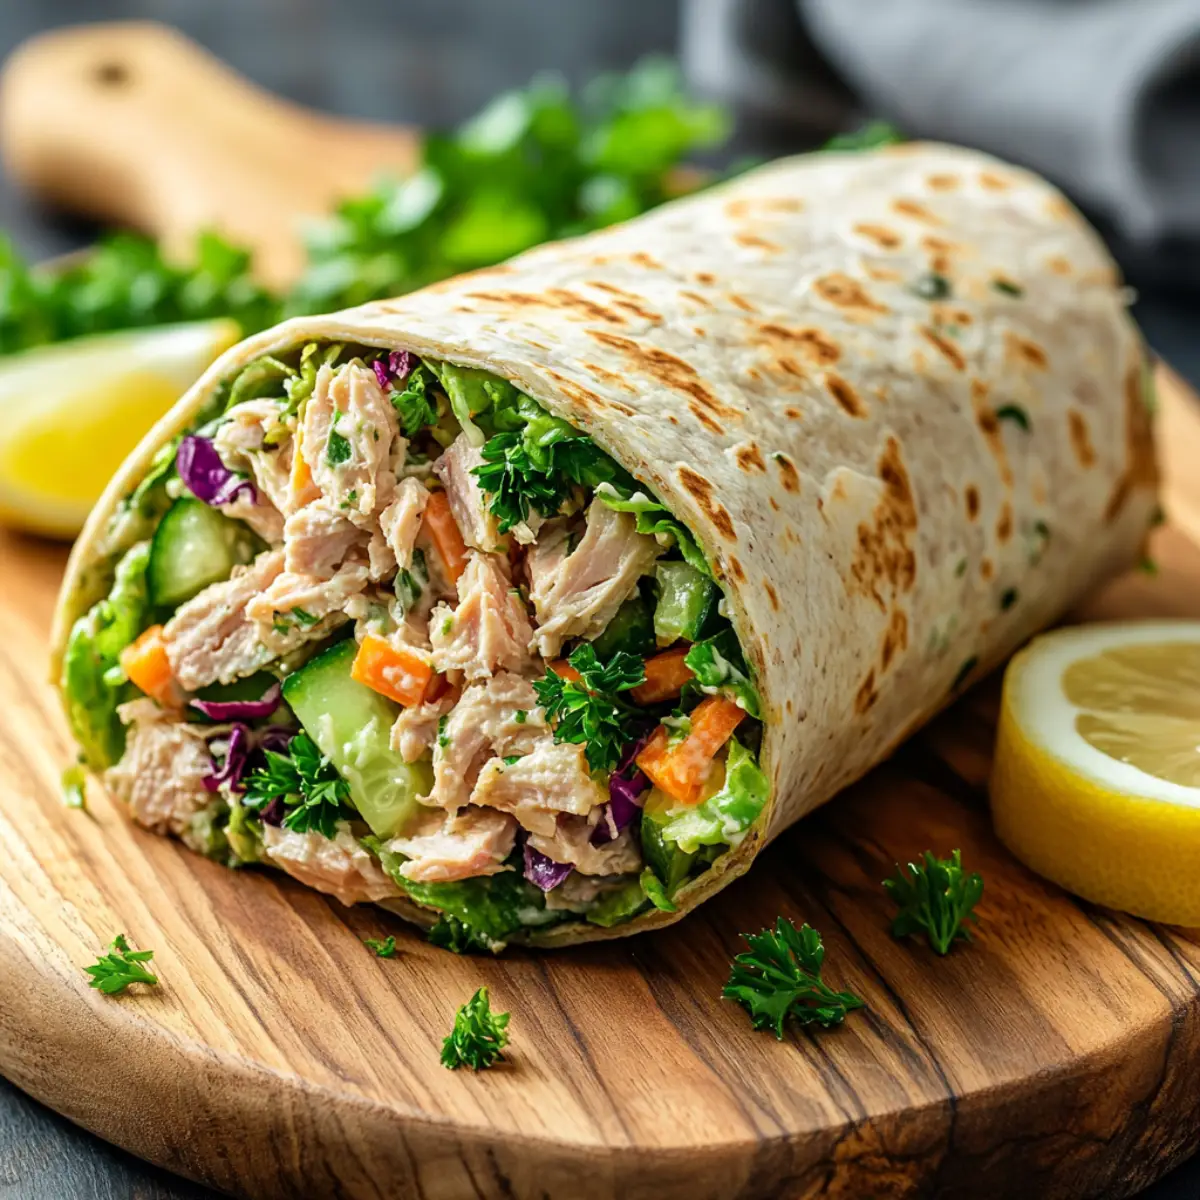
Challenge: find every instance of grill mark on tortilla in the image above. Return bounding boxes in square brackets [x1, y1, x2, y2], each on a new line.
[1047, 256, 1073, 276]
[1006, 332, 1049, 370]
[694, 272, 716, 285]
[755, 323, 841, 366]
[726, 196, 805, 219]
[865, 264, 903, 283]
[784, 406, 803, 420]
[881, 608, 908, 672]
[764, 581, 780, 611]
[920, 326, 967, 371]
[825, 372, 867, 418]
[580, 362, 636, 394]
[849, 437, 918, 610]
[677, 467, 737, 541]
[729, 556, 746, 582]
[585, 282, 664, 323]
[690, 404, 723, 434]
[735, 443, 766, 473]
[979, 171, 1013, 191]
[996, 502, 1014, 543]
[679, 290, 713, 309]
[965, 485, 981, 520]
[1104, 362, 1159, 522]
[733, 233, 783, 253]
[981, 557, 995, 580]
[586, 331, 736, 421]
[771, 453, 801, 494]
[629, 252, 662, 269]
[768, 497, 780, 511]
[728, 294, 758, 313]
[892, 198, 942, 225]
[1068, 410, 1097, 468]
[812, 273, 888, 316]
[855, 669, 879, 714]
[853, 223, 902, 250]
[466, 288, 626, 325]
[926, 174, 961, 192]
[971, 380, 1013, 487]
[544, 370, 606, 411]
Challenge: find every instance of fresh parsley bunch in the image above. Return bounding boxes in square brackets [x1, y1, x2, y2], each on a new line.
[441, 987, 511, 1070]
[884, 849, 983, 955]
[723, 918, 864, 1038]
[533, 643, 646, 773]
[242, 732, 354, 838]
[85, 933, 159, 996]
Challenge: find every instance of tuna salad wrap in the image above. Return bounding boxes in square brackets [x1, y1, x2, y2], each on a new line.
[51, 143, 1158, 949]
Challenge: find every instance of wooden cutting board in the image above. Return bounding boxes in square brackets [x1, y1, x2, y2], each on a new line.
[0, 368, 1197, 1200]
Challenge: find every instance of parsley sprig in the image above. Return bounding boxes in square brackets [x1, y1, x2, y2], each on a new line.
[242, 733, 353, 838]
[440, 987, 511, 1070]
[428, 915, 497, 955]
[85, 933, 159, 995]
[533, 643, 645, 772]
[390, 363, 441, 438]
[883, 849, 983, 955]
[722, 919, 864, 1038]
[364, 936, 398, 958]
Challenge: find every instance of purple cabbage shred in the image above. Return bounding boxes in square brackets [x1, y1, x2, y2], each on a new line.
[259, 798, 287, 826]
[374, 350, 415, 391]
[591, 729, 652, 846]
[190, 682, 282, 722]
[523, 842, 573, 892]
[177, 435, 257, 507]
[203, 723, 251, 793]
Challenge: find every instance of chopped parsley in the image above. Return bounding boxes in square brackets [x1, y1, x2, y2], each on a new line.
[513, 709, 528, 725]
[428, 915, 496, 955]
[242, 732, 353, 838]
[440, 987, 510, 1070]
[533, 644, 645, 772]
[954, 557, 968, 578]
[994, 404, 1030, 431]
[722, 918, 864, 1037]
[822, 121, 904, 152]
[290, 607, 319, 628]
[85, 933, 159, 995]
[883, 850, 983, 955]
[950, 655, 978, 692]
[910, 272, 952, 301]
[1000, 587, 1018, 611]
[437, 715, 451, 749]
[991, 278, 1024, 297]
[502, 755, 522, 766]
[1140, 556, 1159, 576]
[390, 363, 441, 437]
[325, 429, 352, 466]
[364, 935, 398, 958]
[62, 764, 87, 811]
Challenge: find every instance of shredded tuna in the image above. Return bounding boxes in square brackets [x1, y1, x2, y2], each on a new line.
[104, 711, 214, 836]
[432, 434, 502, 552]
[430, 552, 535, 679]
[215, 399, 295, 516]
[385, 805, 517, 883]
[283, 500, 365, 578]
[247, 562, 368, 648]
[303, 363, 399, 522]
[390, 692, 457, 763]
[470, 739, 606, 836]
[261, 823, 401, 906]
[527, 815, 642, 876]
[379, 477, 430, 569]
[426, 673, 546, 810]
[543, 871, 639, 911]
[527, 499, 663, 658]
[164, 550, 287, 689]
[367, 530, 396, 581]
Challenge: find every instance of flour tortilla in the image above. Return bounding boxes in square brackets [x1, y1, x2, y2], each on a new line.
[52, 143, 1158, 945]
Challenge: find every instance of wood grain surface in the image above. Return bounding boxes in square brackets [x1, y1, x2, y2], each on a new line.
[0, 368, 1198, 1200]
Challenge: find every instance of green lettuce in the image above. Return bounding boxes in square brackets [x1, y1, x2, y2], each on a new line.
[60, 541, 152, 769]
[586, 878, 650, 927]
[425, 360, 522, 446]
[595, 483, 710, 576]
[658, 737, 769, 854]
[684, 629, 761, 719]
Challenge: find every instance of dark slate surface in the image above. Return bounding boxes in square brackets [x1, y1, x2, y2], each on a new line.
[0, 2, 1196, 1196]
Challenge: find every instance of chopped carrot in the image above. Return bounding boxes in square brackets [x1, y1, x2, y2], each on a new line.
[636, 696, 746, 805]
[288, 426, 320, 509]
[631, 646, 695, 705]
[119, 625, 177, 706]
[549, 660, 582, 683]
[351, 634, 434, 707]
[421, 490, 470, 585]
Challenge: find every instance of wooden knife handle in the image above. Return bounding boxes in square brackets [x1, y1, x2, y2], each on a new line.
[0, 22, 420, 287]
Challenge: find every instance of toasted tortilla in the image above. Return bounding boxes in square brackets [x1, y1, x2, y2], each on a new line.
[52, 143, 1158, 945]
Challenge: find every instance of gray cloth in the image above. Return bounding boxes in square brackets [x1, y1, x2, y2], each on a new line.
[682, 0, 1200, 249]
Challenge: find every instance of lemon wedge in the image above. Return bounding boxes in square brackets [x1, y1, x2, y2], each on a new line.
[992, 620, 1200, 925]
[0, 318, 240, 537]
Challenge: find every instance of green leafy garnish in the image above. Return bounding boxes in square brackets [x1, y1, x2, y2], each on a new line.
[364, 936, 398, 958]
[427, 914, 498, 954]
[440, 987, 511, 1070]
[657, 737, 768, 853]
[533, 643, 645, 772]
[822, 121, 905, 152]
[684, 628, 761, 719]
[640, 867, 678, 913]
[242, 733, 353, 838]
[594, 483, 710, 576]
[994, 404, 1031, 431]
[992, 278, 1024, 298]
[389, 362, 441, 437]
[910, 272, 951, 301]
[884, 850, 983, 955]
[325, 429, 352, 466]
[722, 919, 864, 1038]
[62, 764, 88, 811]
[84, 933, 159, 996]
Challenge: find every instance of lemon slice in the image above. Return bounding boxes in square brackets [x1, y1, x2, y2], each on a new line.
[0, 318, 240, 537]
[992, 620, 1200, 925]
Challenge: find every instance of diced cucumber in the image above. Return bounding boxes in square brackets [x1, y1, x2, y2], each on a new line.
[281, 639, 432, 839]
[591, 592, 656, 660]
[148, 497, 262, 609]
[641, 793, 696, 897]
[653, 561, 718, 647]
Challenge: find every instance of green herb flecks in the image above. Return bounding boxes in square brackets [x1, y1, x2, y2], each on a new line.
[910, 272, 952, 301]
[437, 715, 451, 749]
[533, 643, 645, 772]
[62, 763, 88, 811]
[85, 933, 159, 996]
[242, 732, 353, 838]
[364, 936, 398, 958]
[884, 849, 983, 955]
[722, 919, 864, 1038]
[428, 914, 500, 955]
[1000, 587, 1018, 611]
[389, 363, 442, 438]
[1140, 556, 1160, 576]
[994, 404, 1031, 431]
[640, 867, 678, 913]
[440, 987, 511, 1070]
[822, 121, 905, 152]
[951, 655, 978, 692]
[326, 429, 352, 466]
[991, 278, 1024, 298]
